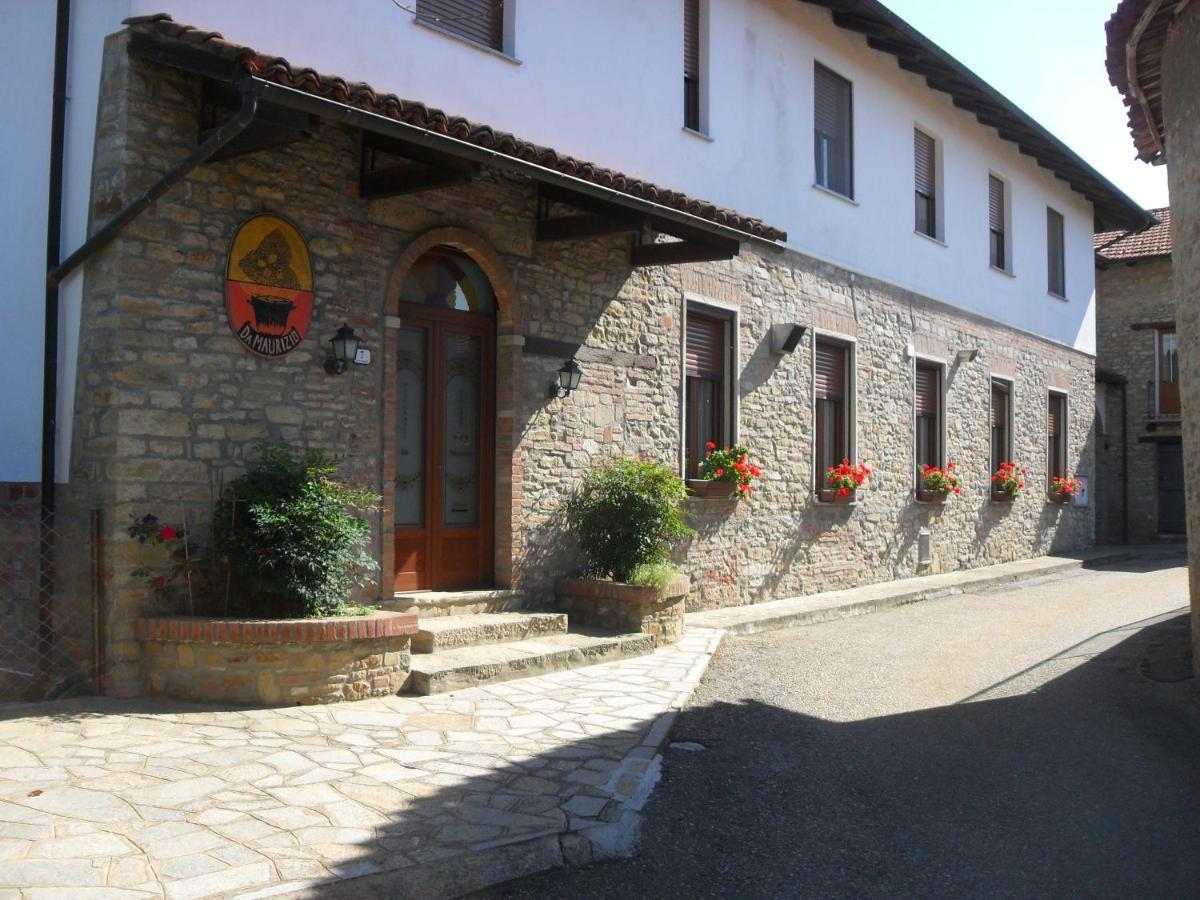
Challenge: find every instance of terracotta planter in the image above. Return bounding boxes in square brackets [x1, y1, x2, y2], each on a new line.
[916, 489, 947, 504]
[991, 489, 1015, 502]
[1049, 490, 1073, 504]
[818, 488, 856, 504]
[687, 478, 737, 499]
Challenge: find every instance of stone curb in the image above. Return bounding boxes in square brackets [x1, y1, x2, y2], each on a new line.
[283, 628, 728, 900]
[686, 546, 1180, 636]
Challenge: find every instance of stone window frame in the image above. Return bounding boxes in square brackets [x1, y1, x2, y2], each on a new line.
[811, 328, 858, 497]
[680, 293, 740, 477]
[912, 353, 949, 490]
[382, 227, 523, 591]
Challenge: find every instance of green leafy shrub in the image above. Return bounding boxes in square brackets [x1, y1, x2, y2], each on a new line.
[628, 561, 680, 592]
[565, 456, 691, 583]
[214, 444, 379, 618]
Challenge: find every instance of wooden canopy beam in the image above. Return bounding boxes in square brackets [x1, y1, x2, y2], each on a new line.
[630, 237, 739, 268]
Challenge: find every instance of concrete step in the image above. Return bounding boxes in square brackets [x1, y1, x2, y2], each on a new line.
[412, 612, 569, 654]
[406, 632, 655, 695]
[384, 589, 525, 617]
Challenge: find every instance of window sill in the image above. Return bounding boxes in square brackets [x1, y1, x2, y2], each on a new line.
[682, 126, 713, 143]
[989, 265, 1015, 278]
[914, 230, 947, 248]
[1048, 290, 1068, 303]
[813, 495, 859, 508]
[413, 17, 522, 65]
[811, 183, 858, 206]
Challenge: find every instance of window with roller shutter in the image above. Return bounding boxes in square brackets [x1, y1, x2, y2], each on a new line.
[991, 379, 1011, 473]
[814, 63, 853, 198]
[684, 0, 702, 131]
[989, 175, 1008, 270]
[416, 0, 504, 52]
[914, 362, 942, 480]
[814, 340, 852, 492]
[684, 306, 734, 478]
[1047, 391, 1067, 483]
[914, 128, 936, 238]
[1047, 207, 1066, 297]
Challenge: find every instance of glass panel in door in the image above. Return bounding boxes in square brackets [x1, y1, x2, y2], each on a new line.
[394, 327, 426, 528]
[442, 332, 481, 528]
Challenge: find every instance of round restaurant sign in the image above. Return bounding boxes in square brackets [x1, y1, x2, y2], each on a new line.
[225, 215, 314, 358]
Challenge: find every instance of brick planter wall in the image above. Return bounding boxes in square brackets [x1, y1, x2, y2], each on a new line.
[137, 611, 418, 705]
[556, 575, 690, 646]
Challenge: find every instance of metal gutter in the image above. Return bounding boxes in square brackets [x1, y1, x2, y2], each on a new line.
[48, 78, 264, 288]
[247, 78, 781, 252]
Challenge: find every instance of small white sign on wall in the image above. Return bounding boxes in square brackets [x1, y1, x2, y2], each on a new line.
[1073, 474, 1089, 507]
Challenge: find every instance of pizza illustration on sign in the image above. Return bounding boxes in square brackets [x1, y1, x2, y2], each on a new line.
[225, 215, 313, 358]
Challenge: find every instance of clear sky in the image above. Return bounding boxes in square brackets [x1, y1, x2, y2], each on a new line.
[881, 0, 1169, 213]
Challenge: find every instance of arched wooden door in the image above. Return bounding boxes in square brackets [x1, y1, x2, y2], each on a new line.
[392, 248, 496, 591]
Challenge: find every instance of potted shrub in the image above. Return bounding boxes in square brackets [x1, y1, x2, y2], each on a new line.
[821, 458, 871, 504]
[560, 456, 693, 645]
[1049, 471, 1082, 504]
[991, 461, 1026, 502]
[688, 442, 762, 499]
[917, 461, 960, 503]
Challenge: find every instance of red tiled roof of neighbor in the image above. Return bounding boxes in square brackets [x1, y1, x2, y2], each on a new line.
[1105, 0, 1178, 164]
[1095, 206, 1171, 261]
[123, 14, 787, 243]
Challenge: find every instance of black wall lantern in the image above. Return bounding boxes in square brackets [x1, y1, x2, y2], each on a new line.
[325, 322, 360, 375]
[550, 358, 583, 399]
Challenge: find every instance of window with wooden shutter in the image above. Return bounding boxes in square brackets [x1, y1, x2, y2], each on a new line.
[914, 129, 936, 238]
[991, 380, 1011, 473]
[814, 341, 851, 492]
[1047, 207, 1065, 297]
[416, 0, 503, 51]
[989, 175, 1006, 269]
[814, 64, 853, 198]
[914, 362, 942, 478]
[1047, 392, 1066, 483]
[685, 307, 732, 478]
[684, 0, 701, 131]
[1157, 328, 1180, 416]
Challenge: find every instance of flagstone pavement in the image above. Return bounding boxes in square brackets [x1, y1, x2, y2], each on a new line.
[0, 628, 723, 899]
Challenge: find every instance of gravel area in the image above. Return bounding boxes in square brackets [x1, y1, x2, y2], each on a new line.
[476, 555, 1200, 899]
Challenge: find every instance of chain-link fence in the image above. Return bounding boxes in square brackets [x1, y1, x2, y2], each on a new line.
[0, 489, 100, 704]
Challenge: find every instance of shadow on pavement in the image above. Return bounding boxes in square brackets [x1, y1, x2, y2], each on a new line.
[474, 611, 1200, 899]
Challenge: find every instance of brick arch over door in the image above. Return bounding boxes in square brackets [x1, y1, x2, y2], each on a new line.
[382, 227, 524, 590]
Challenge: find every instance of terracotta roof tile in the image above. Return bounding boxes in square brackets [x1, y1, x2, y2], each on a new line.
[1105, 0, 1176, 164]
[124, 14, 786, 243]
[1095, 206, 1171, 260]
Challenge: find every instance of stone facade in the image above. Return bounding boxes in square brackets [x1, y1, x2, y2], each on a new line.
[1161, 0, 1200, 674]
[556, 576, 690, 646]
[74, 37, 1096, 696]
[1095, 255, 1180, 544]
[136, 612, 417, 704]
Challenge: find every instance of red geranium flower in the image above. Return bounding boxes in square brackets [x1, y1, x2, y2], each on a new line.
[160, 525, 177, 541]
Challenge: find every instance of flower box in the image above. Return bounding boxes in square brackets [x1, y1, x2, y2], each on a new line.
[916, 489, 947, 504]
[1049, 490, 1073, 504]
[991, 489, 1015, 503]
[687, 478, 738, 499]
[818, 488, 856, 505]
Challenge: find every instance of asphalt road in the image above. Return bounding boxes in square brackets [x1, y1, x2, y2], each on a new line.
[476, 554, 1200, 899]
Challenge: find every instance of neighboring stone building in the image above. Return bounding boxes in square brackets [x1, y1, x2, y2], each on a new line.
[1108, 0, 1200, 675]
[1094, 209, 1182, 544]
[4, 2, 1153, 697]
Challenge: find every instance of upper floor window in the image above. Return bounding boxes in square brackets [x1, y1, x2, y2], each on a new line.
[814, 339, 854, 493]
[915, 361, 943, 482]
[1047, 391, 1067, 484]
[684, 304, 735, 477]
[683, 0, 705, 132]
[914, 128, 938, 239]
[1157, 327, 1180, 416]
[1046, 207, 1066, 298]
[416, 0, 504, 52]
[991, 378, 1012, 473]
[989, 175, 1008, 270]
[814, 63, 853, 198]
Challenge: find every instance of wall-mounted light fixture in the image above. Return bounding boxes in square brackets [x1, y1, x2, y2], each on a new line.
[325, 322, 360, 375]
[770, 323, 807, 354]
[549, 358, 583, 399]
[955, 348, 980, 364]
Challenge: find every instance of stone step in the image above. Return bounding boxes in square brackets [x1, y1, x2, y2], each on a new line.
[406, 632, 655, 695]
[384, 589, 525, 617]
[412, 612, 568, 654]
